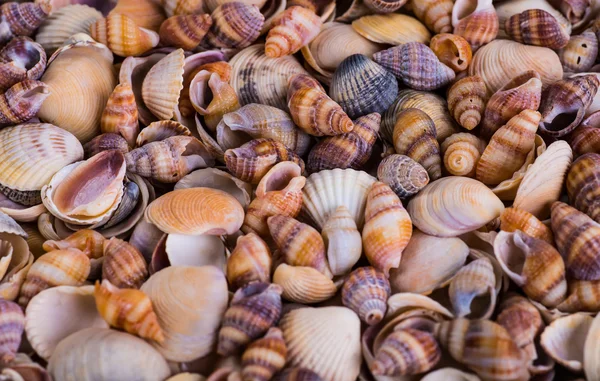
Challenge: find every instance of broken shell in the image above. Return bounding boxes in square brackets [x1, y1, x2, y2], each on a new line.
[452, 0, 499, 50]
[377, 154, 429, 199]
[505, 9, 570, 49]
[540, 313, 593, 372]
[136, 120, 191, 147]
[190, 70, 240, 133]
[0, 1, 52, 46]
[351, 13, 431, 46]
[499, 208, 554, 244]
[242, 327, 287, 381]
[159, 14, 212, 50]
[176, 168, 251, 210]
[0, 80, 49, 128]
[152, 233, 226, 273]
[102, 237, 148, 289]
[342, 266, 390, 325]
[273, 264, 337, 304]
[43, 229, 106, 259]
[227, 233, 272, 290]
[447, 75, 486, 130]
[90, 13, 159, 56]
[584, 310, 600, 380]
[429, 33, 472, 72]
[0, 37, 46, 92]
[110, 0, 167, 31]
[207, 3, 264, 49]
[35, 4, 102, 53]
[322, 205, 362, 276]
[146, 188, 244, 235]
[567, 153, 600, 222]
[440, 132, 486, 178]
[142, 49, 185, 120]
[559, 29, 598, 73]
[411, 0, 453, 34]
[100, 83, 139, 147]
[408, 177, 505, 237]
[449, 258, 496, 319]
[84, 133, 130, 158]
[265, 6, 322, 58]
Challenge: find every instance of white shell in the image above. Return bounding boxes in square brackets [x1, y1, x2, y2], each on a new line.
[164, 234, 226, 271]
[35, 5, 102, 52]
[322, 206, 362, 276]
[541, 313, 593, 372]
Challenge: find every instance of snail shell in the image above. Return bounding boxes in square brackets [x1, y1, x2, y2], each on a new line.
[411, 0, 453, 34]
[0, 1, 52, 46]
[322, 205, 362, 276]
[429, 33, 472, 72]
[505, 9, 570, 49]
[567, 153, 600, 222]
[377, 154, 429, 198]
[90, 13, 160, 57]
[102, 237, 148, 289]
[452, 0, 499, 50]
[341, 266, 390, 325]
[447, 75, 487, 130]
[242, 327, 287, 381]
[265, 6, 322, 58]
[159, 14, 212, 50]
[0, 37, 46, 92]
[207, 3, 264, 49]
[558, 29, 599, 73]
[101, 83, 139, 147]
[440, 132, 486, 178]
[499, 207, 554, 244]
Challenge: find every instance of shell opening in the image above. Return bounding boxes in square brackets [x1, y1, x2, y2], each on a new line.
[542, 111, 579, 132]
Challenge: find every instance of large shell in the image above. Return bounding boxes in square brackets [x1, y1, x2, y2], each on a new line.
[145, 188, 244, 235]
[440, 132, 486, 177]
[499, 207, 554, 244]
[449, 258, 496, 319]
[142, 49, 185, 120]
[265, 6, 322, 58]
[447, 76, 486, 130]
[102, 237, 148, 289]
[273, 264, 337, 304]
[90, 13, 160, 56]
[279, 307, 361, 381]
[377, 154, 429, 198]
[159, 14, 212, 50]
[48, 328, 171, 381]
[35, 4, 102, 53]
[176, 169, 249, 213]
[322, 206, 362, 276]
[0, 1, 52, 46]
[207, 3, 264, 49]
[568, 153, 600, 222]
[227, 233, 272, 290]
[411, 0, 452, 34]
[0, 37, 46, 92]
[342, 267, 390, 325]
[505, 9, 570, 49]
[242, 328, 287, 381]
[452, 0, 498, 50]
[559, 29, 598, 73]
[429, 33, 472, 72]
[100, 83, 139, 147]
[351, 13, 431, 46]
[0, 80, 49, 128]
[540, 313, 593, 372]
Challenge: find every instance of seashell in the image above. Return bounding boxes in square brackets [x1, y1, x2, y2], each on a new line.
[94, 279, 163, 342]
[382, 89, 458, 143]
[585, 310, 600, 380]
[568, 153, 600, 222]
[555, 278, 600, 312]
[371, 328, 441, 376]
[540, 313, 593, 372]
[0, 37, 46, 92]
[480, 70, 542, 140]
[142, 49, 185, 120]
[429, 33, 472, 73]
[468, 39, 563, 96]
[496, 295, 543, 360]
[190, 70, 240, 133]
[146, 188, 244, 235]
[392, 108, 441, 180]
[499, 208, 554, 244]
[448, 258, 496, 319]
[420, 369, 480, 381]
[494, 230, 567, 308]
[102, 237, 148, 289]
[207, 3, 264, 49]
[377, 154, 429, 199]
[18, 249, 90, 307]
[329, 55, 397, 120]
[373, 43, 455, 91]
[408, 177, 505, 237]
[0, 300, 23, 362]
[100, 83, 139, 147]
[279, 307, 361, 381]
[268, 215, 332, 278]
[0, 80, 49, 128]
[513, 141, 573, 219]
[341, 266, 390, 325]
[151, 233, 227, 274]
[476, 109, 540, 185]
[161, 0, 204, 17]
[159, 14, 212, 50]
[440, 133, 486, 177]
[48, 328, 170, 381]
[351, 13, 431, 46]
[265, 6, 322, 58]
[558, 29, 598, 73]
[205, 0, 268, 12]
[551, 201, 600, 281]
[110, 0, 167, 31]
[230, 44, 308, 110]
[84, 133, 130, 158]
[505, 9, 570, 49]
[496, 0, 571, 38]
[569, 124, 600, 158]
[218, 282, 282, 356]
[411, 0, 452, 34]
[25, 285, 108, 361]
[273, 264, 337, 304]
[452, 0, 499, 51]
[435, 319, 528, 381]
[321, 206, 362, 276]
[90, 14, 159, 57]
[242, 327, 287, 381]
[362, 182, 412, 276]
[0, 1, 52, 46]
[273, 368, 324, 381]
[136, 120, 190, 147]
[43, 229, 105, 259]
[447, 76, 486, 130]
[224, 138, 304, 184]
[389, 230, 469, 294]
[141, 266, 228, 361]
[175, 167, 251, 210]
[35, 4, 102, 53]
[125, 136, 213, 183]
[227, 233, 272, 290]
[307, 113, 380, 173]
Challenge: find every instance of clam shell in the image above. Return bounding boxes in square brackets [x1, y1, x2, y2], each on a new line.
[447, 75, 486, 130]
[341, 266, 390, 325]
[242, 327, 287, 381]
[322, 205, 362, 276]
[505, 9, 570, 49]
[273, 264, 337, 304]
[559, 29, 598, 73]
[0, 37, 46, 92]
[377, 154, 429, 198]
[265, 6, 322, 58]
[35, 4, 102, 53]
[142, 49, 185, 120]
[176, 168, 252, 210]
[452, 0, 498, 50]
[227, 233, 272, 290]
[540, 313, 593, 371]
[567, 153, 600, 222]
[207, 3, 264, 49]
[159, 14, 212, 50]
[351, 13, 431, 45]
[429, 33, 472, 73]
[90, 13, 160, 57]
[440, 132, 486, 178]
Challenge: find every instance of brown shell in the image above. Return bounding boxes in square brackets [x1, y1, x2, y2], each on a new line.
[500, 208, 554, 244]
[100, 83, 139, 148]
[265, 6, 322, 58]
[42, 229, 106, 259]
[556, 279, 600, 312]
[217, 282, 282, 356]
[207, 3, 264, 49]
[505, 9, 570, 49]
[227, 233, 272, 290]
[102, 237, 148, 289]
[159, 14, 212, 50]
[452, 0, 499, 51]
[373, 42, 455, 91]
[429, 33, 472, 73]
[135, 120, 191, 147]
[84, 133, 130, 158]
[447, 75, 487, 130]
[569, 125, 600, 157]
[0, 37, 46, 92]
[0, 1, 52, 46]
[90, 13, 159, 57]
[0, 80, 49, 127]
[0, 300, 24, 362]
[496, 295, 543, 357]
[567, 153, 600, 223]
[273, 368, 324, 381]
[377, 154, 429, 198]
[242, 327, 288, 381]
[341, 266, 390, 326]
[411, 0, 453, 34]
[558, 29, 599, 73]
[372, 328, 441, 376]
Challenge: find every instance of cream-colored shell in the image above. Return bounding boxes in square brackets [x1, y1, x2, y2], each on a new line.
[142, 49, 185, 120]
[175, 168, 252, 210]
[351, 13, 431, 46]
[164, 234, 226, 272]
[321, 206, 362, 276]
[35, 5, 102, 52]
[540, 313, 593, 372]
[585, 313, 600, 381]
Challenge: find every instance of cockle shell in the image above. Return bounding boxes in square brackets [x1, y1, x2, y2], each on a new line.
[142, 49, 185, 120]
[102, 237, 148, 289]
[377, 154, 429, 198]
[100, 83, 139, 147]
[35, 4, 102, 53]
[207, 3, 264, 49]
[362, 182, 412, 276]
[568, 153, 600, 222]
[146, 188, 244, 235]
[110, 0, 167, 31]
[411, 0, 452, 34]
[227, 233, 271, 290]
[242, 327, 287, 381]
[407, 177, 505, 237]
[351, 13, 431, 46]
[321, 206, 362, 276]
[440, 132, 486, 177]
[447, 76, 486, 130]
[159, 14, 212, 50]
[0, 300, 23, 362]
[429, 33, 472, 72]
[342, 267, 390, 325]
[540, 313, 593, 372]
[559, 29, 598, 73]
[273, 264, 337, 304]
[265, 6, 322, 58]
[90, 13, 159, 57]
[136, 120, 191, 147]
[499, 207, 554, 244]
[449, 258, 496, 319]
[0, 1, 52, 46]
[505, 9, 570, 49]
[0, 80, 49, 128]
[0, 37, 46, 92]
[452, 0, 499, 50]
[43, 229, 105, 259]
[84, 133, 130, 158]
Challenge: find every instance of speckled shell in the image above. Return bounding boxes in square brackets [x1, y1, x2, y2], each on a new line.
[452, 0, 499, 50]
[407, 177, 505, 237]
[43, 229, 106, 259]
[35, 4, 101, 53]
[142, 49, 185, 121]
[227, 233, 272, 290]
[372, 328, 441, 376]
[0, 37, 46, 92]
[341, 267, 390, 325]
[0, 1, 52, 46]
[321, 205, 362, 276]
[265, 6, 322, 58]
[207, 3, 264, 49]
[362, 182, 412, 276]
[392, 108, 441, 181]
[447, 76, 486, 130]
[449, 258, 496, 319]
[102, 237, 148, 289]
[351, 13, 431, 46]
[567, 153, 600, 223]
[329, 54, 398, 120]
[90, 14, 160, 57]
[505, 9, 569, 49]
[440, 132, 485, 177]
[101, 83, 139, 147]
[242, 327, 287, 381]
[411, 0, 452, 33]
[559, 29, 598, 73]
[159, 14, 212, 50]
[273, 264, 337, 304]
[500, 207, 554, 244]
[377, 154, 429, 198]
[373, 42, 455, 91]
[429, 33, 472, 72]
[0, 300, 24, 362]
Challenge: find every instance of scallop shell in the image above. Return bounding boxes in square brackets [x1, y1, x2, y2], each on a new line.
[159, 14, 212, 50]
[102, 237, 148, 289]
[142, 49, 185, 120]
[0, 37, 46, 92]
[176, 168, 251, 211]
[351, 13, 431, 46]
[321, 206, 362, 276]
[449, 258, 496, 319]
[505, 9, 570, 49]
[567, 153, 600, 222]
[227, 233, 272, 290]
[273, 264, 337, 304]
[242, 327, 287, 381]
[0, 1, 52, 46]
[447, 76, 486, 130]
[265, 6, 322, 58]
[452, 0, 499, 50]
[559, 29, 598, 73]
[342, 267, 390, 325]
[540, 313, 593, 372]
[377, 154, 429, 198]
[429, 33, 472, 73]
[499, 207, 554, 244]
[90, 13, 159, 57]
[440, 132, 486, 177]
[110, 0, 167, 31]
[35, 4, 102, 53]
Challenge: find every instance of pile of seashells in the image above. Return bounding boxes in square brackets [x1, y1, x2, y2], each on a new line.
[3, 0, 600, 379]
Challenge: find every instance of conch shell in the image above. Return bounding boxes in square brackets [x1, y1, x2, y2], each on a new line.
[341, 266, 390, 325]
[226, 233, 272, 290]
[411, 0, 453, 34]
[0, 1, 52, 46]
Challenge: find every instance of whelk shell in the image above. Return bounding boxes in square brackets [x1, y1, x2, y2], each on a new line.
[377, 154, 429, 198]
[0, 80, 49, 128]
[100, 83, 139, 147]
[227, 233, 271, 290]
[90, 13, 160, 57]
[242, 327, 287, 381]
[0, 37, 46, 92]
[505, 9, 570, 49]
[207, 2, 264, 49]
[84, 133, 130, 158]
[341, 266, 390, 325]
[558, 29, 599, 73]
[35, 4, 102, 53]
[452, 0, 499, 50]
[567, 153, 600, 222]
[102, 237, 148, 289]
[159, 14, 212, 51]
[429, 33, 472, 72]
[351, 13, 431, 46]
[0, 299, 23, 362]
[440, 132, 486, 178]
[265, 6, 322, 58]
[411, 0, 453, 34]
[322, 205, 362, 276]
[447, 75, 486, 130]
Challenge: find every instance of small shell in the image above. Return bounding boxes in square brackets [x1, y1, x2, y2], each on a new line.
[159, 14, 212, 50]
[161, 0, 204, 17]
[273, 264, 337, 304]
[494, 230, 567, 308]
[499, 207, 554, 244]
[476, 109, 541, 185]
[207, 3, 264, 49]
[555, 279, 600, 313]
[94, 279, 163, 342]
[540, 313, 593, 372]
[496, 295, 543, 358]
[218, 282, 282, 356]
[142, 49, 185, 120]
[373, 43, 455, 91]
[110, 0, 167, 31]
[321, 206, 362, 276]
[429, 33, 472, 73]
[505, 9, 570, 49]
[190, 71, 240, 133]
[0, 80, 49, 128]
[392, 108, 441, 181]
[377, 154, 429, 198]
[0, 1, 52, 46]
[585, 310, 600, 381]
[43, 229, 106, 259]
[567, 153, 600, 222]
[101, 83, 139, 147]
[440, 132, 486, 177]
[18, 249, 90, 307]
[447, 76, 486, 130]
[480, 70, 542, 140]
[407, 177, 505, 237]
[452, 0, 499, 50]
[538, 74, 600, 137]
[35, 4, 102, 53]
[449, 258, 496, 319]
[90, 13, 160, 56]
[242, 327, 287, 381]
[341, 266, 390, 325]
[351, 13, 431, 46]
[84, 133, 130, 158]
[227, 233, 272, 290]
[411, 0, 453, 34]
[0, 300, 24, 362]
[136, 120, 191, 147]
[0, 37, 46, 92]
[265, 6, 322, 58]
[102, 237, 148, 289]
[145, 188, 244, 235]
[558, 29, 598, 73]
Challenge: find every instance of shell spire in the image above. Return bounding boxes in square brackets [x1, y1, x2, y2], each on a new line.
[265, 6, 322, 58]
[101, 83, 139, 147]
[0, 1, 52, 46]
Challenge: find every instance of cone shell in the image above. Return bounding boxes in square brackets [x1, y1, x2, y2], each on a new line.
[351, 13, 431, 46]
[480, 70, 542, 140]
[242, 327, 287, 381]
[429, 33, 472, 73]
[102, 237, 148, 289]
[100, 83, 139, 147]
[440, 132, 485, 177]
[0, 300, 24, 362]
[447, 76, 486, 130]
[142, 49, 185, 120]
[496, 295, 543, 357]
[559, 29, 598, 73]
[218, 282, 282, 356]
[341, 267, 390, 325]
[34, 4, 101, 52]
[0, 37, 46, 92]
[146, 188, 244, 235]
[505, 9, 569, 49]
[499, 208, 554, 244]
[540, 313, 593, 372]
[567, 153, 600, 222]
[373, 43, 455, 91]
[452, 0, 499, 50]
[43, 229, 106, 259]
[392, 108, 441, 181]
[207, 3, 264, 49]
[411, 0, 452, 34]
[321, 205, 362, 276]
[476, 109, 540, 185]
[110, 0, 167, 31]
[279, 307, 361, 381]
[90, 14, 160, 56]
[0, 1, 52, 46]
[159, 14, 212, 50]
[18, 249, 90, 307]
[377, 154, 429, 199]
[449, 258, 496, 319]
[273, 264, 337, 304]
[407, 176, 505, 237]
[84, 133, 130, 158]
[265, 6, 322, 58]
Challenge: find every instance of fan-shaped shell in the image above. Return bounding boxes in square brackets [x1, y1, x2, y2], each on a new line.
[35, 4, 102, 53]
[110, 0, 167, 31]
[273, 264, 337, 304]
[90, 13, 160, 57]
[351, 13, 431, 46]
[142, 49, 185, 120]
[0, 1, 52, 46]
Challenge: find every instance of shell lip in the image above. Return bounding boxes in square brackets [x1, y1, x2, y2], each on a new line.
[48, 40, 114, 66]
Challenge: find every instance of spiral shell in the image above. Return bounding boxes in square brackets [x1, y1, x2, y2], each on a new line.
[101, 83, 139, 147]
[429, 33, 472, 72]
[377, 155, 428, 199]
[341, 267, 390, 325]
[142, 49, 185, 121]
[110, 0, 166, 31]
[496, 295, 543, 361]
[242, 328, 287, 381]
[136, 120, 191, 147]
[505, 9, 570, 49]
[159, 14, 212, 50]
[0, 80, 49, 128]
[0, 300, 24, 362]
[35, 4, 102, 53]
[411, 0, 452, 34]
[226, 233, 271, 290]
[265, 6, 322, 58]
[559, 29, 598, 73]
[207, 3, 264, 49]
[567, 153, 600, 222]
[568, 125, 600, 157]
[372, 328, 441, 376]
[440, 133, 485, 177]
[449, 258, 496, 319]
[102, 237, 148, 289]
[90, 13, 160, 56]
[499, 207, 554, 244]
[0, 37, 46, 92]
[351, 13, 431, 46]
[452, 0, 499, 50]
[373, 42, 455, 91]
[191, 70, 240, 132]
[273, 264, 337, 304]
[161, 0, 204, 17]
[447, 75, 486, 130]
[0, 1, 52, 46]
[321, 206, 362, 276]
[43, 229, 106, 259]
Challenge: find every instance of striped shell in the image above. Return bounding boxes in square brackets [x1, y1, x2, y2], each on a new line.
[273, 264, 337, 304]
[101, 83, 139, 147]
[558, 29, 599, 73]
[207, 3, 264, 49]
[505, 9, 570, 49]
[567, 153, 600, 223]
[0, 37, 46, 91]
[90, 13, 160, 56]
[242, 328, 287, 381]
[440, 132, 486, 177]
[452, 0, 499, 50]
[35, 4, 102, 53]
[321, 205, 362, 276]
[499, 207, 554, 244]
[102, 237, 148, 289]
[341, 266, 390, 325]
[377, 154, 429, 198]
[448, 258, 496, 319]
[447, 75, 487, 130]
[429, 33, 472, 72]
[0, 300, 24, 362]
[141, 49, 185, 121]
[411, 0, 453, 34]
[265, 6, 322, 58]
[159, 14, 212, 50]
[0, 1, 52, 46]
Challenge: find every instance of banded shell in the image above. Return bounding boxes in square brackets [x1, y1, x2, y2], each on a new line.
[159, 14, 212, 50]
[136, 120, 191, 147]
[556, 279, 600, 313]
[449, 258, 496, 319]
[0, 80, 49, 128]
[407, 177, 505, 237]
[567, 153, 600, 222]
[362, 0, 406, 13]
[411, 0, 453, 34]
[559, 29, 598, 73]
[265, 6, 322, 58]
[110, 0, 166, 31]
[452, 0, 499, 50]
[499, 208, 554, 244]
[273, 264, 337, 304]
[540, 313, 593, 372]
[429, 33, 472, 72]
[341, 267, 390, 325]
[227, 233, 272, 290]
[505, 9, 570, 49]
[440, 132, 486, 177]
[242, 327, 287, 381]
[351, 13, 431, 46]
[43, 229, 106, 259]
[321, 206, 362, 276]
[84, 133, 130, 158]
[447, 76, 486, 130]
[0, 37, 46, 92]
[100, 83, 139, 147]
[495, 0, 572, 39]
[102, 237, 148, 289]
[0, 300, 24, 362]
[90, 13, 160, 56]
[207, 3, 264, 49]
[0, 1, 52, 46]
[191, 71, 240, 133]
[142, 49, 185, 120]
[35, 4, 102, 53]
[377, 154, 429, 198]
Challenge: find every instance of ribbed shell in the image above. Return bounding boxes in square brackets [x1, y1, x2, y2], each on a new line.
[362, 0, 406, 12]
[329, 54, 398, 120]
[191, 68, 240, 133]
[440, 132, 486, 177]
[43, 229, 106, 259]
[84, 133, 130, 158]
[540, 313, 592, 372]
[90, 13, 159, 56]
[265, 6, 322, 58]
[373, 43, 455, 91]
[0, 37, 46, 92]
[447, 76, 486, 130]
[452, 0, 499, 50]
[449, 258, 496, 319]
[362, 182, 412, 276]
[372, 328, 441, 376]
[0, 80, 48, 127]
[496, 295, 543, 355]
[35, 4, 102, 53]
[556, 279, 600, 313]
[102, 237, 148, 289]
[227, 233, 272, 290]
[499, 207, 554, 244]
[100, 83, 139, 147]
[559, 29, 598, 73]
[142, 49, 185, 120]
[351, 13, 431, 46]
[217, 282, 282, 356]
[321, 205, 362, 276]
[429, 33, 472, 72]
[159, 14, 212, 50]
[505, 9, 569, 49]
[377, 154, 429, 198]
[0, 300, 23, 362]
[567, 153, 600, 223]
[136, 120, 191, 147]
[207, 3, 264, 49]
[341, 266, 390, 325]
[569, 125, 600, 157]
[242, 327, 287, 381]
[272, 264, 337, 304]
[411, 0, 453, 33]
[0, 1, 52, 46]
